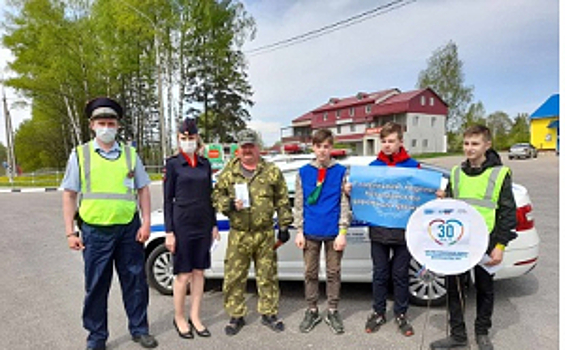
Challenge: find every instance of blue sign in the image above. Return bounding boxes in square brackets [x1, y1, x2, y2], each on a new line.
[350, 166, 442, 229]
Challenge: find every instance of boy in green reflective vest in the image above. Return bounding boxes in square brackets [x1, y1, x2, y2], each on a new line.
[431, 125, 517, 350]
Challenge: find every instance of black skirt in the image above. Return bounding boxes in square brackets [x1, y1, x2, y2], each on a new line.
[173, 234, 212, 274]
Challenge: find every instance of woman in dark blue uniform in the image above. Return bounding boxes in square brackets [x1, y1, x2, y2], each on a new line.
[164, 118, 219, 339]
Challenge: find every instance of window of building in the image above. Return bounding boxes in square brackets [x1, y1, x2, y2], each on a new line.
[337, 125, 341, 134]
[349, 107, 355, 117]
[350, 124, 356, 132]
[336, 110, 341, 118]
[421, 96, 426, 106]
[430, 97, 434, 106]
[411, 139, 417, 148]
[413, 116, 419, 126]
[365, 104, 372, 114]
[323, 112, 328, 121]
[423, 139, 428, 148]
[431, 117, 436, 127]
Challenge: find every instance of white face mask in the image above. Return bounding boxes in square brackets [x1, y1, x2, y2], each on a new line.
[95, 127, 117, 144]
[180, 139, 198, 154]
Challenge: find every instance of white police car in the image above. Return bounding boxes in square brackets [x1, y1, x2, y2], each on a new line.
[144, 158, 539, 305]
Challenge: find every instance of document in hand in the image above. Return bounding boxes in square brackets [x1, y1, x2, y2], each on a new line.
[234, 183, 250, 208]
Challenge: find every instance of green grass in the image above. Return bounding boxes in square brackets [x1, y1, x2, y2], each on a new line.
[0, 173, 163, 187]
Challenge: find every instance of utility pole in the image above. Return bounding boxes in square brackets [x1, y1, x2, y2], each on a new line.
[2, 87, 17, 183]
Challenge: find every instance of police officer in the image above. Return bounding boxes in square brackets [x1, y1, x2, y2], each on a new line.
[213, 128, 293, 336]
[61, 97, 158, 350]
[164, 118, 219, 339]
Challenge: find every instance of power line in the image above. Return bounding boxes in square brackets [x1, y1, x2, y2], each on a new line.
[245, 0, 416, 57]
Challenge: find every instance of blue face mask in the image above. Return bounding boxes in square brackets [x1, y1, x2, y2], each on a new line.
[95, 127, 117, 144]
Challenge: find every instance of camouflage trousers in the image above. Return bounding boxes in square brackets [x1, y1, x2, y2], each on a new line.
[223, 228, 279, 317]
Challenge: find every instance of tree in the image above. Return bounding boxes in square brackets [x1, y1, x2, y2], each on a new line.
[2, 0, 256, 168]
[182, 0, 255, 142]
[486, 111, 512, 150]
[462, 101, 487, 130]
[417, 40, 474, 131]
[0, 142, 6, 175]
[509, 113, 530, 145]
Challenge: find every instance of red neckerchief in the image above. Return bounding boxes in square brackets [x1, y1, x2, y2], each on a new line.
[317, 167, 327, 185]
[376, 146, 411, 166]
[180, 150, 198, 168]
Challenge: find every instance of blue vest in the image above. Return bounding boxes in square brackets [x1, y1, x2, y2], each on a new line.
[300, 164, 347, 239]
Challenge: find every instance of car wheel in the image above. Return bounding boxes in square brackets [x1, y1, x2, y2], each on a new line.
[145, 243, 174, 295]
[509, 156, 514, 160]
[408, 259, 446, 306]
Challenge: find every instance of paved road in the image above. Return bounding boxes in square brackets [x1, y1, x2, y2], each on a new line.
[0, 153, 558, 349]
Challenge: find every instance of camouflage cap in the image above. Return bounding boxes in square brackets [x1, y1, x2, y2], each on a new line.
[237, 129, 259, 146]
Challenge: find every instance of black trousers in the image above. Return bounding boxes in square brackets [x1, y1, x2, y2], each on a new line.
[371, 242, 411, 315]
[447, 265, 494, 341]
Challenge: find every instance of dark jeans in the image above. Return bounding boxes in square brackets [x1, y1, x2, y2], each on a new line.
[303, 238, 343, 310]
[371, 241, 411, 315]
[81, 215, 149, 348]
[447, 265, 494, 340]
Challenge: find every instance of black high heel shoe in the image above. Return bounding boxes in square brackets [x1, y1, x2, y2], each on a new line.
[189, 319, 211, 337]
[173, 318, 194, 339]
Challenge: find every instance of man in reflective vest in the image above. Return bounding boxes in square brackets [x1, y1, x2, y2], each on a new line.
[61, 97, 157, 350]
[431, 125, 517, 350]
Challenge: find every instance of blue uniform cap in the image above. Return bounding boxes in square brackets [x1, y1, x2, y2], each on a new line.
[179, 118, 198, 135]
[85, 97, 123, 120]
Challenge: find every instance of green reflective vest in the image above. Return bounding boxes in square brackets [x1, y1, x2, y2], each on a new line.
[450, 165, 510, 233]
[77, 141, 137, 226]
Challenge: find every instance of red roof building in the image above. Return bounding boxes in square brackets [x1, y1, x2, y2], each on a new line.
[282, 87, 448, 156]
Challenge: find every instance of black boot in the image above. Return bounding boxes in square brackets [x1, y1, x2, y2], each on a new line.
[430, 336, 468, 349]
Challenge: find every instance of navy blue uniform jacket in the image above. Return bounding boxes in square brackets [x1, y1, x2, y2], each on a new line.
[163, 153, 217, 239]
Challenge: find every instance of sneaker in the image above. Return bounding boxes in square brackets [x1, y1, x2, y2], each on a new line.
[299, 308, 322, 333]
[476, 334, 494, 350]
[261, 314, 285, 332]
[365, 312, 386, 333]
[324, 309, 344, 334]
[395, 313, 414, 336]
[429, 336, 468, 349]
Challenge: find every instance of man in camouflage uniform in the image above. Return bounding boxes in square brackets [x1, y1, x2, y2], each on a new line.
[213, 129, 293, 336]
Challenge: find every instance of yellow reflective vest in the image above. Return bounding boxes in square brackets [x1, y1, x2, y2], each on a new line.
[77, 141, 137, 225]
[450, 165, 510, 233]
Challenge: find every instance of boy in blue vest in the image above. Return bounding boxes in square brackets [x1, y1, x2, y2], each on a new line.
[364, 122, 418, 336]
[430, 125, 517, 350]
[294, 129, 351, 334]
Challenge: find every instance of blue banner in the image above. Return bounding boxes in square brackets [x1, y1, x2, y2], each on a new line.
[350, 166, 443, 229]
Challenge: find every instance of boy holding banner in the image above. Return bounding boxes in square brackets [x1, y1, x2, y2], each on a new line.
[430, 125, 516, 350]
[294, 129, 351, 334]
[362, 122, 418, 336]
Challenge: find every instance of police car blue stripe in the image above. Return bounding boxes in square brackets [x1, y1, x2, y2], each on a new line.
[151, 218, 366, 233]
[150, 219, 231, 233]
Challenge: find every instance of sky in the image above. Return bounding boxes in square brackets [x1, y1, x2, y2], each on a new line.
[0, 0, 560, 147]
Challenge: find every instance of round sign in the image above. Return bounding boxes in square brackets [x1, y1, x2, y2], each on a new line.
[406, 199, 489, 275]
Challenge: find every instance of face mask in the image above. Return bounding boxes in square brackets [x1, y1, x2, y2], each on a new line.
[95, 127, 117, 144]
[180, 139, 198, 154]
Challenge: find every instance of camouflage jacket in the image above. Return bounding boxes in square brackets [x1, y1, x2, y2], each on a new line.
[213, 157, 293, 232]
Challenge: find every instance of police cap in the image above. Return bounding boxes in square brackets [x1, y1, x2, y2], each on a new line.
[85, 97, 123, 120]
[179, 118, 198, 135]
